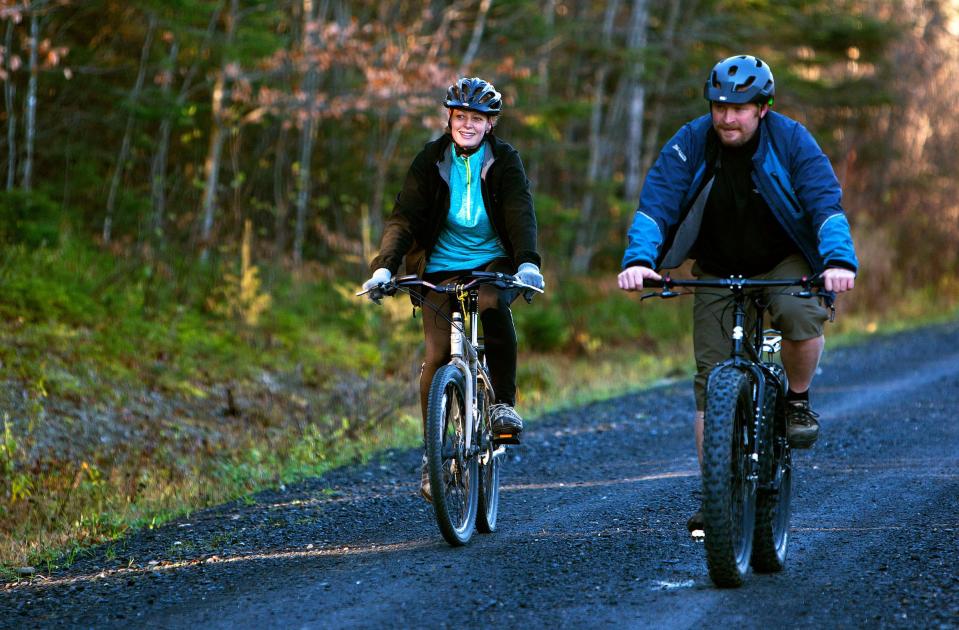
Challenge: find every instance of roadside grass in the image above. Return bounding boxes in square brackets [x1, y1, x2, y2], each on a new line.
[1, 240, 957, 573]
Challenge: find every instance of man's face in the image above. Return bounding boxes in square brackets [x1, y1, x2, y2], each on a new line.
[450, 108, 492, 150]
[710, 102, 768, 147]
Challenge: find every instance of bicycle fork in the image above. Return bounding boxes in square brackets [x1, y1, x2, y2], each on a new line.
[449, 311, 475, 455]
[728, 288, 767, 493]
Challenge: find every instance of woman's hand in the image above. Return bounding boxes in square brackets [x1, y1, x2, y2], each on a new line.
[361, 268, 392, 303]
[515, 263, 545, 290]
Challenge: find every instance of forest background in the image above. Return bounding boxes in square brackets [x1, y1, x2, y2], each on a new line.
[1, 0, 958, 571]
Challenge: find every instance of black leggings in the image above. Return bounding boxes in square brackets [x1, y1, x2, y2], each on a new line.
[418, 258, 517, 423]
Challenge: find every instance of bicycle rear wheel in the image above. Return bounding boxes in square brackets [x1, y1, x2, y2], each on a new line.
[476, 378, 500, 533]
[426, 365, 479, 546]
[752, 367, 792, 572]
[702, 367, 757, 587]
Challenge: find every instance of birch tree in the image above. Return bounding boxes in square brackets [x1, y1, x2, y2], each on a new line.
[103, 12, 156, 244]
[199, 0, 239, 263]
[570, 0, 621, 274]
[149, 33, 178, 242]
[150, 2, 224, 246]
[21, 1, 40, 192]
[623, 0, 649, 202]
[3, 14, 17, 191]
[292, 0, 325, 268]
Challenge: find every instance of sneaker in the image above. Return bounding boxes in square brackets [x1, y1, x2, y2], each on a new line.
[786, 399, 820, 449]
[419, 454, 431, 503]
[687, 509, 705, 536]
[489, 403, 524, 435]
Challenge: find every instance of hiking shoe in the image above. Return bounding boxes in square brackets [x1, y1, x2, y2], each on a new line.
[489, 403, 524, 435]
[687, 509, 705, 536]
[786, 399, 820, 449]
[419, 454, 431, 503]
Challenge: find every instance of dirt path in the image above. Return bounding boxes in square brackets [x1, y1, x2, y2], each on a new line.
[3, 322, 958, 629]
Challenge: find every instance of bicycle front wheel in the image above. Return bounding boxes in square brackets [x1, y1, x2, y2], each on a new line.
[702, 367, 757, 588]
[476, 378, 500, 533]
[426, 365, 479, 546]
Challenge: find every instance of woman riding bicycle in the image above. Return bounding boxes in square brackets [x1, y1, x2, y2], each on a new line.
[361, 77, 544, 502]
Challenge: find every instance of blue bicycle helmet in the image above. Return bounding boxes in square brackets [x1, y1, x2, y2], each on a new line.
[444, 77, 502, 115]
[704, 55, 775, 105]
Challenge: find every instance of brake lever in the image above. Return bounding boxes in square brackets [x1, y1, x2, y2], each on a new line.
[641, 288, 681, 300]
[523, 289, 535, 304]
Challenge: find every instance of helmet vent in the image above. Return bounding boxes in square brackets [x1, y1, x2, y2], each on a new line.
[735, 76, 755, 92]
[728, 64, 739, 76]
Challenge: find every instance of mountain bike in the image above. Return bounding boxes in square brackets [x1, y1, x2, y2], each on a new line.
[642, 274, 827, 587]
[358, 271, 543, 546]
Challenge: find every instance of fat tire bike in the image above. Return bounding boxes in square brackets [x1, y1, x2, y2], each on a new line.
[359, 271, 543, 546]
[643, 274, 829, 587]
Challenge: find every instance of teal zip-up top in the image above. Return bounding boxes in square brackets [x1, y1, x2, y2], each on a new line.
[426, 143, 506, 272]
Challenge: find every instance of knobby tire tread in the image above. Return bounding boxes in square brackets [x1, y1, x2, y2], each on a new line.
[702, 367, 756, 588]
[426, 365, 478, 546]
[476, 379, 499, 533]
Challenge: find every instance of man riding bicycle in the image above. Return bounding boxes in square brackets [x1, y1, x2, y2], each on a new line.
[362, 77, 544, 502]
[616, 55, 858, 532]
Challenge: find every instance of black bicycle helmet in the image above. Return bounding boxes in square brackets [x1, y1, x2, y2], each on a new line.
[704, 55, 775, 105]
[444, 77, 502, 115]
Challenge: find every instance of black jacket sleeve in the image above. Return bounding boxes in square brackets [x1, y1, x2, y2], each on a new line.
[369, 149, 432, 275]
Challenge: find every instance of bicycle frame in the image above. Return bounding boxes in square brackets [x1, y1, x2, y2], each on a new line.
[646, 275, 821, 488]
[447, 286, 483, 455]
[360, 271, 542, 456]
[704, 282, 785, 490]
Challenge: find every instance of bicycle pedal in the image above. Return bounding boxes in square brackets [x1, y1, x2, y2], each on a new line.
[493, 434, 521, 446]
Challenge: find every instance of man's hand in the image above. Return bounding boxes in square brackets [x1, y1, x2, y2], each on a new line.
[821, 267, 855, 293]
[618, 265, 661, 291]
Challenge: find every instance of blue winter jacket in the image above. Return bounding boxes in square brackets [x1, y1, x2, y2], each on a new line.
[621, 111, 858, 275]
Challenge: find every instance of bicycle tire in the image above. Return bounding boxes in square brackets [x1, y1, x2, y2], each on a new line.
[752, 366, 792, 572]
[702, 367, 757, 588]
[426, 364, 478, 546]
[476, 378, 500, 533]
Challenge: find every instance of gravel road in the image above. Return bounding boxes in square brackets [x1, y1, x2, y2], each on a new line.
[3, 321, 958, 629]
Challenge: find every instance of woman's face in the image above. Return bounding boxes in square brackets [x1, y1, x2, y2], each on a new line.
[450, 108, 492, 150]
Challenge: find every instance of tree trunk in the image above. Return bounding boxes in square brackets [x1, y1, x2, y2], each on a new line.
[641, 0, 684, 176]
[529, 0, 556, 187]
[4, 18, 16, 191]
[364, 119, 403, 263]
[151, 2, 223, 245]
[458, 0, 493, 75]
[199, 0, 238, 263]
[104, 12, 156, 244]
[149, 36, 179, 243]
[292, 0, 325, 268]
[623, 0, 649, 202]
[272, 122, 291, 268]
[21, 4, 39, 192]
[570, 0, 621, 274]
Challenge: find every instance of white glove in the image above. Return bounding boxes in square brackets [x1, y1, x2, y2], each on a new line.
[515, 262, 544, 290]
[361, 267, 392, 302]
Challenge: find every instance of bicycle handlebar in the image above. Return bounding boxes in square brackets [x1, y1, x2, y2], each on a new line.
[640, 273, 829, 307]
[644, 274, 824, 290]
[356, 271, 545, 301]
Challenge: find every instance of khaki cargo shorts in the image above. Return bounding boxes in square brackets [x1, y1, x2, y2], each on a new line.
[692, 254, 828, 411]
